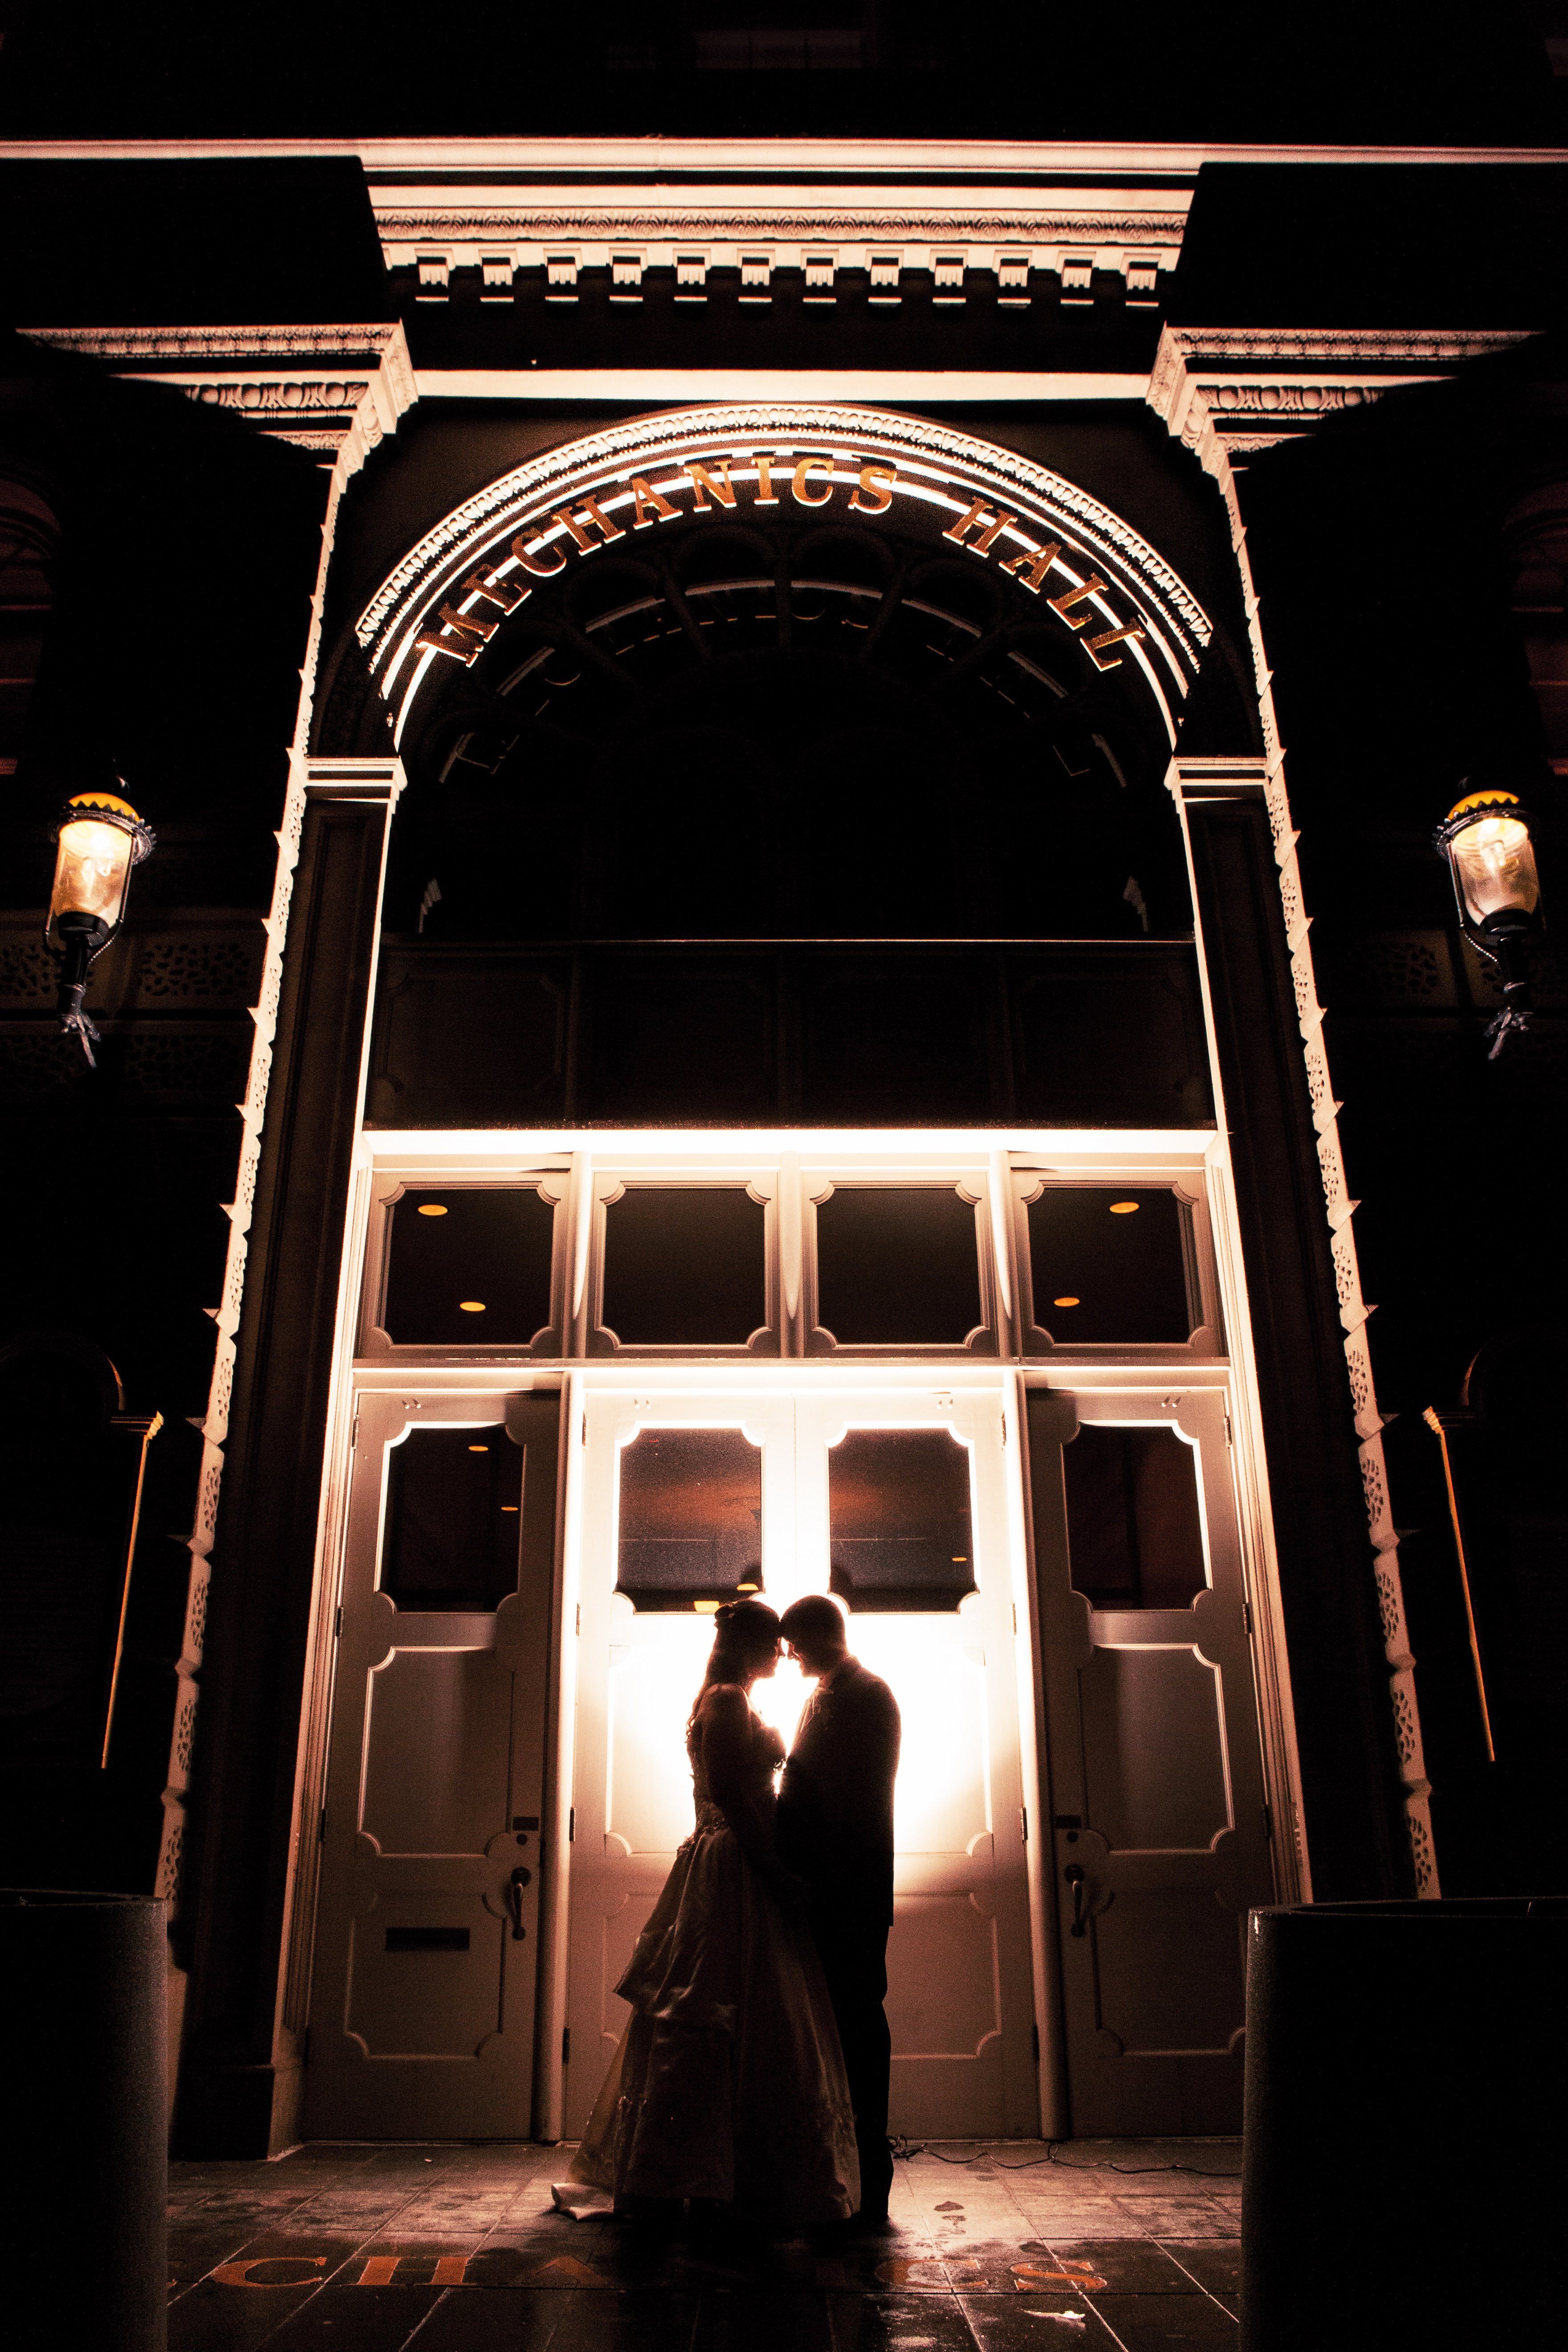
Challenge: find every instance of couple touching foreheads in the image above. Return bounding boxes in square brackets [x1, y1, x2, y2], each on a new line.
[568, 1593, 901, 2232]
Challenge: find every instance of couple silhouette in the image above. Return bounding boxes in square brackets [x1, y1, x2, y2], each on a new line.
[569, 1594, 901, 2231]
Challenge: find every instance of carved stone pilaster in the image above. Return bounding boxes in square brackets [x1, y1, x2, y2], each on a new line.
[1149, 332, 1540, 1894]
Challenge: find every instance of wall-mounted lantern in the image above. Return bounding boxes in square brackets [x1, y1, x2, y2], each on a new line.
[44, 787, 156, 1066]
[1432, 786, 1543, 1059]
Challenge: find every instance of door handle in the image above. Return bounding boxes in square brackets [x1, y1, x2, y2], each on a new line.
[1064, 1863, 1087, 1938]
[508, 1866, 531, 1940]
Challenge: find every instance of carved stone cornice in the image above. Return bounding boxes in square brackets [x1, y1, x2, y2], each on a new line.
[1157, 326, 1529, 367]
[374, 203, 1186, 299]
[155, 379, 368, 452]
[20, 322, 417, 479]
[22, 322, 401, 362]
[378, 206, 1184, 245]
[1147, 324, 1536, 477]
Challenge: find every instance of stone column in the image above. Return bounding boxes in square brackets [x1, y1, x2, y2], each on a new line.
[172, 758, 403, 2155]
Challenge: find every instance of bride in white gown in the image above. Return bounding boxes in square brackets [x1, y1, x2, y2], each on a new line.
[569, 1599, 860, 2227]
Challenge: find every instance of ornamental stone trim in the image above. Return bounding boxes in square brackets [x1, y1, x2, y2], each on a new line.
[1148, 324, 1536, 477]
[185, 380, 369, 413]
[376, 208, 1186, 242]
[22, 322, 402, 360]
[21, 322, 417, 487]
[355, 400, 1213, 668]
[1152, 335, 1457, 1892]
[374, 207, 1187, 287]
[1158, 326, 1533, 366]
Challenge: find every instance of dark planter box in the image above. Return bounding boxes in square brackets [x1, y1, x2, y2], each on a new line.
[1, 1890, 167, 2352]
[1242, 1899, 1564, 2349]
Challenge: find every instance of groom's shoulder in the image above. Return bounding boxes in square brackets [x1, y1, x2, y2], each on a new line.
[843, 1658, 900, 1720]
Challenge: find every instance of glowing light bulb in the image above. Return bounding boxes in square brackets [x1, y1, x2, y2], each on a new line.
[418, 1203, 448, 1217]
[50, 817, 135, 924]
[459, 1301, 486, 1312]
[1053, 1296, 1080, 1308]
[1449, 810, 1539, 924]
[1109, 1200, 1139, 1215]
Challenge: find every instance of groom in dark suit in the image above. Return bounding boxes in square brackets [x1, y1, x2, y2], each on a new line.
[776, 1594, 901, 2222]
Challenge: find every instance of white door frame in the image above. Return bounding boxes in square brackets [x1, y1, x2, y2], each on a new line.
[283, 1125, 1307, 2143]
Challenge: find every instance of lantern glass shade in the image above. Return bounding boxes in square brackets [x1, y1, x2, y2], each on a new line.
[1446, 807, 1540, 929]
[47, 795, 147, 938]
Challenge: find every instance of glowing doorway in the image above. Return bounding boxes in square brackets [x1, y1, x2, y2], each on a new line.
[564, 1378, 1038, 2140]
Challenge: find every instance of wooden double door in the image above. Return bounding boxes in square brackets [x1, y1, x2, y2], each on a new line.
[564, 1383, 1041, 2143]
[301, 1374, 1277, 2143]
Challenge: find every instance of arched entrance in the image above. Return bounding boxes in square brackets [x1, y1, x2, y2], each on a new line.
[337, 405, 1213, 952]
[296, 408, 1282, 2147]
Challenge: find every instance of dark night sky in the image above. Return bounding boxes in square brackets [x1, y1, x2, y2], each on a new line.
[0, 1, 1564, 144]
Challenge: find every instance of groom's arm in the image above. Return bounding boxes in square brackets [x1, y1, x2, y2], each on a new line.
[853, 1675, 901, 1791]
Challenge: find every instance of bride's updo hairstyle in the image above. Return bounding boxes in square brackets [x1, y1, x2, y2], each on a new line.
[688, 1597, 781, 1732]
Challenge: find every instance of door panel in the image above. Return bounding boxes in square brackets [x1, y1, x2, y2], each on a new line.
[1078, 1645, 1232, 1849]
[1028, 1387, 1274, 2135]
[360, 1644, 516, 1852]
[304, 1390, 558, 2138]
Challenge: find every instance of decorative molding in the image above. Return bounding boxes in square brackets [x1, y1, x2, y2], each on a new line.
[185, 380, 369, 414]
[1149, 324, 1536, 474]
[1157, 326, 1530, 365]
[1150, 334, 1476, 1895]
[377, 208, 1184, 243]
[269, 427, 355, 453]
[23, 322, 402, 360]
[151, 378, 373, 452]
[355, 401, 1213, 699]
[152, 776, 301, 1910]
[375, 209, 1183, 304]
[22, 321, 418, 480]
[151, 757, 405, 1915]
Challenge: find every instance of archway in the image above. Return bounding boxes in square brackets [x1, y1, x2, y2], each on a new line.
[346, 407, 1215, 948]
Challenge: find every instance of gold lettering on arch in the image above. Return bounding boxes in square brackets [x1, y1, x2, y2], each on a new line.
[1084, 622, 1147, 671]
[630, 475, 680, 526]
[684, 458, 738, 509]
[550, 495, 625, 552]
[998, 540, 1061, 593]
[512, 530, 567, 578]
[791, 454, 835, 506]
[407, 444, 1155, 681]
[414, 603, 496, 662]
[850, 463, 896, 513]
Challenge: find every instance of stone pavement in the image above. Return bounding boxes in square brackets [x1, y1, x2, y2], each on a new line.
[168, 2136, 1243, 2348]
